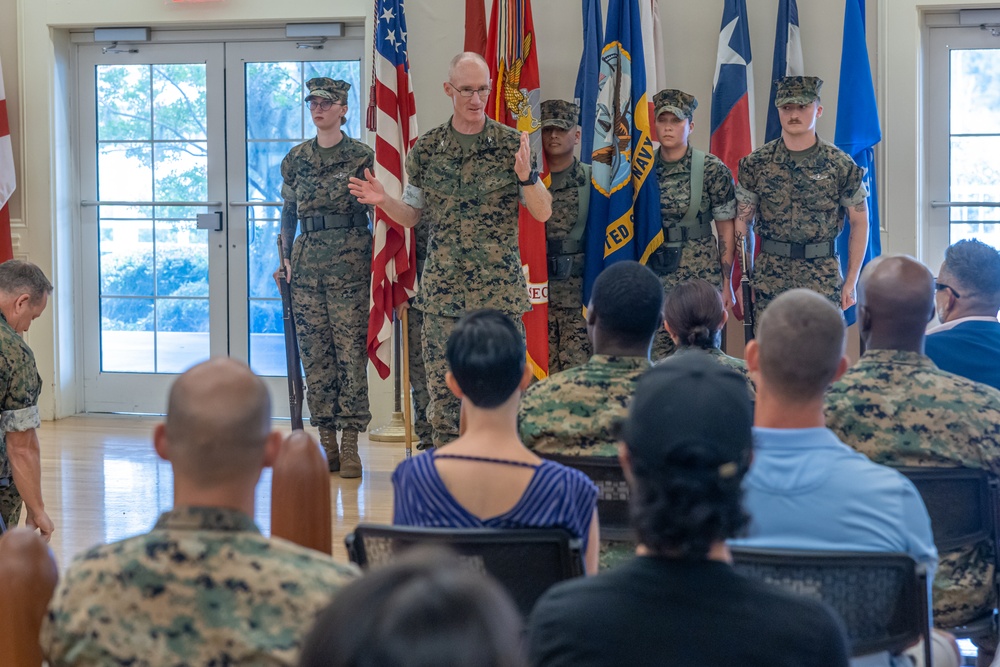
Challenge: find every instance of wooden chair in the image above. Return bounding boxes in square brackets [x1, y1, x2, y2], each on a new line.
[270, 431, 332, 554]
[731, 547, 933, 666]
[0, 528, 59, 667]
[540, 454, 633, 542]
[345, 524, 584, 617]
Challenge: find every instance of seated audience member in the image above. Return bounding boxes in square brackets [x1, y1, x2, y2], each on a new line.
[519, 260, 662, 456]
[42, 359, 357, 666]
[925, 238, 1000, 391]
[300, 548, 526, 667]
[825, 255, 1000, 666]
[732, 289, 952, 667]
[527, 355, 850, 667]
[659, 278, 755, 400]
[392, 310, 600, 573]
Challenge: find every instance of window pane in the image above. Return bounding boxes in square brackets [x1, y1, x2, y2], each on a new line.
[97, 65, 151, 141]
[950, 137, 1000, 221]
[99, 143, 152, 201]
[247, 141, 297, 203]
[156, 299, 210, 373]
[152, 64, 207, 141]
[245, 62, 302, 140]
[248, 216, 282, 299]
[154, 142, 207, 203]
[249, 299, 285, 376]
[950, 223, 1000, 250]
[951, 49, 1000, 135]
[155, 221, 208, 298]
[100, 220, 154, 296]
[101, 297, 155, 372]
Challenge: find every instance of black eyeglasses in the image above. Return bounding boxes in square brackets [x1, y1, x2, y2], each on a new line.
[306, 99, 340, 111]
[935, 282, 961, 299]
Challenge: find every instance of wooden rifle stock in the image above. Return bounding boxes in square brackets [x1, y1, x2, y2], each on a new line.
[739, 233, 755, 343]
[277, 236, 305, 430]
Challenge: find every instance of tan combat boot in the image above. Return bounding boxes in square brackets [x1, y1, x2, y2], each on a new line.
[319, 427, 340, 473]
[339, 429, 362, 479]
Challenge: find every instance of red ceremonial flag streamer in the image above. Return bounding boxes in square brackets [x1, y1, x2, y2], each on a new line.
[485, 0, 549, 380]
[0, 54, 16, 263]
[464, 0, 488, 58]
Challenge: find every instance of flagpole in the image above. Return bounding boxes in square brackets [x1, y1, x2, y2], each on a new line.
[401, 308, 413, 458]
[368, 314, 410, 443]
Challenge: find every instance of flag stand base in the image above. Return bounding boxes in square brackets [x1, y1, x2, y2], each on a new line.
[368, 412, 412, 442]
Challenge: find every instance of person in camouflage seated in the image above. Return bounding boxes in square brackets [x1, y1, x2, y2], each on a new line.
[278, 77, 373, 477]
[824, 255, 1000, 666]
[648, 89, 736, 360]
[659, 278, 755, 401]
[541, 99, 592, 373]
[42, 359, 357, 666]
[349, 52, 552, 447]
[735, 76, 869, 327]
[0, 260, 53, 539]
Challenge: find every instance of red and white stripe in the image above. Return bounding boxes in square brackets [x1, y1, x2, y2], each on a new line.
[0, 54, 15, 263]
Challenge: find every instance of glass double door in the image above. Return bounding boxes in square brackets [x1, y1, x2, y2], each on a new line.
[79, 38, 363, 414]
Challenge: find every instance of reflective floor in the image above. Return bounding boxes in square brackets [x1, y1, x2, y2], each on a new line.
[34, 414, 404, 569]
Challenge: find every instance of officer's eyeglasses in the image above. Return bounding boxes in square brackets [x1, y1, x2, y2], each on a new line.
[449, 83, 491, 98]
[935, 281, 961, 299]
[306, 99, 340, 111]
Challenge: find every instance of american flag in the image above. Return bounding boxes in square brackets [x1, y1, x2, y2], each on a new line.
[366, 0, 419, 379]
[0, 54, 15, 262]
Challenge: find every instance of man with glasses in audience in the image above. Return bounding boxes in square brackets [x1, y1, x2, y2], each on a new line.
[349, 52, 552, 448]
[926, 239, 1000, 392]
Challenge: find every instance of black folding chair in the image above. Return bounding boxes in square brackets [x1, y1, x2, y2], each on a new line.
[731, 547, 933, 666]
[345, 524, 584, 617]
[898, 466, 1000, 642]
[540, 454, 633, 542]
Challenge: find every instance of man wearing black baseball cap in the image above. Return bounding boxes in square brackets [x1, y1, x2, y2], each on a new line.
[527, 354, 849, 667]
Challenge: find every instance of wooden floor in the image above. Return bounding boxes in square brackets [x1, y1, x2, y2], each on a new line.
[33, 414, 403, 569]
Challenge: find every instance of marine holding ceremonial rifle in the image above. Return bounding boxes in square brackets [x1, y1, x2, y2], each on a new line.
[277, 77, 373, 478]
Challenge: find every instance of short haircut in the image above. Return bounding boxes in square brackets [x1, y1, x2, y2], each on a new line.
[448, 52, 490, 80]
[663, 279, 724, 350]
[590, 261, 664, 346]
[944, 239, 1000, 305]
[756, 289, 845, 401]
[299, 547, 525, 667]
[0, 260, 53, 303]
[446, 310, 525, 409]
[164, 358, 272, 486]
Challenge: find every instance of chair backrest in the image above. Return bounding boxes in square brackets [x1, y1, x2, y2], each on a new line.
[0, 528, 59, 667]
[896, 467, 997, 553]
[345, 524, 584, 617]
[270, 431, 332, 554]
[540, 454, 633, 542]
[730, 547, 930, 660]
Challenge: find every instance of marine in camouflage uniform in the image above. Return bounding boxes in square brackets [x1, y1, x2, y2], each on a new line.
[281, 78, 372, 477]
[825, 349, 1000, 629]
[41, 506, 358, 666]
[541, 100, 591, 373]
[405, 223, 432, 447]
[663, 346, 756, 402]
[736, 76, 868, 325]
[647, 90, 736, 360]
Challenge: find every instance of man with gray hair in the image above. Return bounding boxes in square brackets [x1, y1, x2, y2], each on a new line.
[926, 238, 1000, 391]
[0, 259, 53, 539]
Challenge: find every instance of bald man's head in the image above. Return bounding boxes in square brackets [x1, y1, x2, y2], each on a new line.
[448, 52, 490, 80]
[163, 358, 273, 487]
[756, 289, 846, 401]
[857, 255, 935, 348]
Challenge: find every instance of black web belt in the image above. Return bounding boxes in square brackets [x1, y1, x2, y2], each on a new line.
[759, 236, 837, 260]
[299, 212, 368, 233]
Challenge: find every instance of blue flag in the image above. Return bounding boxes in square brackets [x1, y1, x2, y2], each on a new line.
[581, 0, 661, 308]
[835, 0, 881, 326]
[574, 0, 603, 163]
[765, 0, 804, 143]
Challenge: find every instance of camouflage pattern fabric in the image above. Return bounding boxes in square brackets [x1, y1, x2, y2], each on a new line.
[774, 75, 822, 106]
[0, 311, 42, 526]
[547, 159, 591, 372]
[519, 355, 651, 457]
[650, 148, 736, 361]
[652, 88, 697, 121]
[661, 347, 756, 401]
[305, 77, 350, 103]
[541, 100, 579, 130]
[736, 137, 866, 323]
[403, 117, 532, 317]
[406, 304, 432, 446]
[41, 506, 358, 666]
[825, 349, 1000, 627]
[282, 135, 374, 432]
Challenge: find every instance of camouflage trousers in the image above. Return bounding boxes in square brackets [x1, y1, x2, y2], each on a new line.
[422, 311, 524, 447]
[0, 481, 22, 530]
[651, 237, 722, 362]
[405, 308, 432, 445]
[751, 252, 842, 332]
[291, 276, 371, 433]
[933, 543, 995, 629]
[548, 306, 590, 374]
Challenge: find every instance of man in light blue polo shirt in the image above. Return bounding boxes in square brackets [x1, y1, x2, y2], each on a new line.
[731, 289, 952, 667]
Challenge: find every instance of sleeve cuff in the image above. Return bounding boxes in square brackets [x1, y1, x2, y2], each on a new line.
[735, 185, 759, 205]
[401, 184, 425, 209]
[841, 184, 870, 208]
[0, 405, 41, 433]
[713, 201, 737, 220]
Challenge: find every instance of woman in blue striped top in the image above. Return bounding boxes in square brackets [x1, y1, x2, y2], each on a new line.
[392, 310, 600, 574]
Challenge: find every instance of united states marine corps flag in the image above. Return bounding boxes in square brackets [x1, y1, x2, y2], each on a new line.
[582, 0, 661, 308]
[486, 0, 550, 380]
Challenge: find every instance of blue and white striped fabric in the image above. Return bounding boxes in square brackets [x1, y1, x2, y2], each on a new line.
[392, 452, 598, 549]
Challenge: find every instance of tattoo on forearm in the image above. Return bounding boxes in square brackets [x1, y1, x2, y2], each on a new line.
[736, 201, 756, 230]
[852, 201, 868, 214]
[718, 238, 728, 258]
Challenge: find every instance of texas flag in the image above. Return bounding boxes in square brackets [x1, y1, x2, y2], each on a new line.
[710, 0, 755, 180]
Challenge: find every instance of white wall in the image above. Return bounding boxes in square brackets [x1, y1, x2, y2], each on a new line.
[6, 0, 915, 420]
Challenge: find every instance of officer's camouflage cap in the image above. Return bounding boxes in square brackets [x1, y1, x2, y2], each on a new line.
[774, 76, 823, 106]
[305, 77, 350, 104]
[653, 89, 698, 121]
[541, 100, 580, 130]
